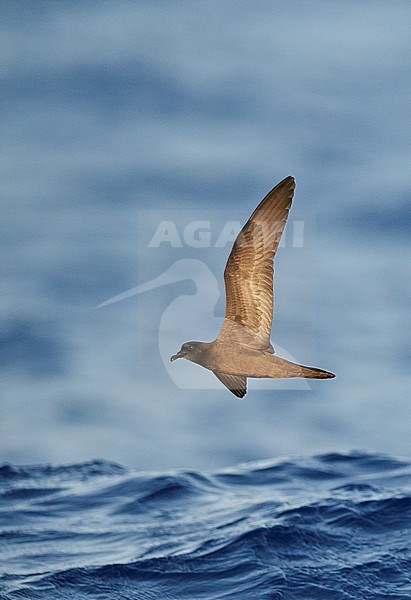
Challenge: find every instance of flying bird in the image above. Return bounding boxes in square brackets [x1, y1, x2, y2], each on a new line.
[170, 176, 335, 397]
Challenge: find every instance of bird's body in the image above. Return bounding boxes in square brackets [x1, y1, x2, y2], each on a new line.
[171, 176, 335, 397]
[173, 340, 333, 398]
[211, 343, 333, 380]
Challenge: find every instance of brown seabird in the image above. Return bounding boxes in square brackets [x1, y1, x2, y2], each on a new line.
[170, 176, 335, 397]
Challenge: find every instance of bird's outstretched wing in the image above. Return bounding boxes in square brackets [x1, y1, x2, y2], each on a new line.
[213, 372, 247, 398]
[218, 176, 295, 351]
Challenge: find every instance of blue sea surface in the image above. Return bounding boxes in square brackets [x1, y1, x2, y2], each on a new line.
[1, 452, 410, 599]
[1, 0, 410, 471]
[1, 3, 410, 597]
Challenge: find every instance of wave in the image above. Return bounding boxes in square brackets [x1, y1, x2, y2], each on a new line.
[1, 452, 410, 599]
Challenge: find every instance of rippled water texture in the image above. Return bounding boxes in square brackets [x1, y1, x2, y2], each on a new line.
[1, 452, 410, 599]
[2, 1, 410, 471]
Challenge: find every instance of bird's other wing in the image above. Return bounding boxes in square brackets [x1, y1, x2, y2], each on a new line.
[213, 371, 247, 398]
[218, 176, 295, 351]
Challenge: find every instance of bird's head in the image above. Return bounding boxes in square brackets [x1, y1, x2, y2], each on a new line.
[170, 341, 204, 363]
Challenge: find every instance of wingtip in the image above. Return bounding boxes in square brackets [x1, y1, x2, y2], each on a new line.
[231, 388, 247, 398]
[277, 175, 295, 192]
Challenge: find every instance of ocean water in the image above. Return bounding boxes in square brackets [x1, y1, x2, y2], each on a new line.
[1, 0, 410, 471]
[1, 451, 410, 599]
[1, 4, 410, 597]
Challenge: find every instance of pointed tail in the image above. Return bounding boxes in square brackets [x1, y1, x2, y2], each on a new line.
[297, 364, 335, 379]
[269, 356, 335, 379]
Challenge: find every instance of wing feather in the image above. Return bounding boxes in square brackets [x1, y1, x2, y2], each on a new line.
[213, 372, 247, 398]
[218, 176, 295, 350]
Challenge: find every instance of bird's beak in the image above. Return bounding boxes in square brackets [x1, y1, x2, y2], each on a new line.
[170, 350, 184, 362]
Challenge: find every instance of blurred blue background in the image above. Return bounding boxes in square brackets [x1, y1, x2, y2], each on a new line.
[1, 0, 410, 469]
